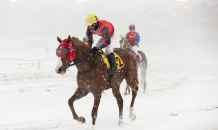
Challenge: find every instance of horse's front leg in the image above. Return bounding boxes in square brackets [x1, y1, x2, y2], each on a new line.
[112, 86, 123, 125]
[68, 88, 89, 124]
[91, 93, 102, 126]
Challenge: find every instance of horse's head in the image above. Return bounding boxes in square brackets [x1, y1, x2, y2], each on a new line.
[55, 35, 75, 75]
[120, 37, 129, 49]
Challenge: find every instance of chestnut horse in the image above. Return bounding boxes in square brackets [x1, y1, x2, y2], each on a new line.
[120, 36, 147, 94]
[55, 36, 139, 127]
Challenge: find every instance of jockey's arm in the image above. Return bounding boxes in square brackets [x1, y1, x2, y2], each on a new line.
[125, 34, 129, 40]
[135, 33, 140, 44]
[87, 27, 93, 47]
[99, 26, 111, 49]
[125, 34, 131, 45]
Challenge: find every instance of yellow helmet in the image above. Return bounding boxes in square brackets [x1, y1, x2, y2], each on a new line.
[85, 13, 99, 26]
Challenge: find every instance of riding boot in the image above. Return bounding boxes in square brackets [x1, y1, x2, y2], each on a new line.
[108, 53, 119, 74]
[136, 55, 140, 61]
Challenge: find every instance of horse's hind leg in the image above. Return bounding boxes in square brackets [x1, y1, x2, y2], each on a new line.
[124, 84, 131, 95]
[125, 70, 138, 120]
[68, 88, 89, 124]
[91, 93, 102, 126]
[129, 89, 137, 120]
[124, 85, 128, 95]
[112, 85, 123, 125]
[127, 85, 131, 94]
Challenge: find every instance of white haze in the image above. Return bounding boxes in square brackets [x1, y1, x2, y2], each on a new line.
[0, 0, 218, 130]
[0, 0, 218, 59]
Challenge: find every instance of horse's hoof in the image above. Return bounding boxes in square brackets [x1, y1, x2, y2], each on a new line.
[91, 126, 95, 130]
[118, 120, 123, 126]
[130, 113, 136, 121]
[78, 117, 86, 124]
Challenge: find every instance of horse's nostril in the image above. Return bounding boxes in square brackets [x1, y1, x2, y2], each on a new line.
[58, 67, 62, 73]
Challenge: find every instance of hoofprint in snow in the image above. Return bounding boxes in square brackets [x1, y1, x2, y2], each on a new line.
[1, 54, 218, 130]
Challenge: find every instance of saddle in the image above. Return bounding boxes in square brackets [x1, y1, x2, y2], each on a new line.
[97, 51, 125, 71]
[131, 51, 142, 61]
[97, 51, 125, 90]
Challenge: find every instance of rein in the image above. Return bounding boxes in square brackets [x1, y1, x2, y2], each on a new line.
[67, 50, 104, 73]
[69, 51, 96, 66]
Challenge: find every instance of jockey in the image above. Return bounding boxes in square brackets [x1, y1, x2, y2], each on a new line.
[83, 32, 94, 46]
[125, 24, 141, 61]
[85, 13, 118, 74]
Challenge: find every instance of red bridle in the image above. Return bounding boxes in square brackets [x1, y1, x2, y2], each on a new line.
[56, 39, 76, 63]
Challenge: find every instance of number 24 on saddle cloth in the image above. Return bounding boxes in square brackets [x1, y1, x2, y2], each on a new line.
[97, 52, 125, 71]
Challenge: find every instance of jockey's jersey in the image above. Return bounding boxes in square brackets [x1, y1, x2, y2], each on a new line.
[127, 32, 138, 43]
[88, 20, 114, 37]
[86, 20, 114, 49]
[126, 31, 140, 47]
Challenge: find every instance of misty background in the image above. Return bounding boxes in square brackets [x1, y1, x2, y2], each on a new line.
[2, 1, 218, 130]
[0, 0, 218, 59]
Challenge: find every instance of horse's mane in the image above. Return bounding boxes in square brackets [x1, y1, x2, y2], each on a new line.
[71, 36, 93, 51]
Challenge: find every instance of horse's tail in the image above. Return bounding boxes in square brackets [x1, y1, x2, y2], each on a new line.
[138, 51, 147, 93]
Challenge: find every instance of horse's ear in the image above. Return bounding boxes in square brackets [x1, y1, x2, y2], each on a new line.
[57, 37, 62, 43]
[66, 35, 71, 43]
[120, 34, 123, 39]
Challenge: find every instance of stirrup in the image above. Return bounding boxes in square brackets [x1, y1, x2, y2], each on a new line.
[108, 67, 118, 74]
[136, 55, 140, 61]
[108, 70, 118, 74]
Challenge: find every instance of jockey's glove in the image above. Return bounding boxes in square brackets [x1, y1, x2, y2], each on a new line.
[131, 40, 134, 44]
[93, 47, 100, 52]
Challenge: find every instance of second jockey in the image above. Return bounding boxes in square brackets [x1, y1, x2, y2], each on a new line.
[125, 24, 141, 61]
[85, 13, 118, 74]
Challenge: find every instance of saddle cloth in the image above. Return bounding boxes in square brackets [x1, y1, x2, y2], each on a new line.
[97, 52, 124, 71]
[131, 50, 142, 61]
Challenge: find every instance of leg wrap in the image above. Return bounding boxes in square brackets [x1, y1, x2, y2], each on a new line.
[129, 107, 136, 121]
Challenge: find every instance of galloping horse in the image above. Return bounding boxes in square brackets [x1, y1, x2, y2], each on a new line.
[120, 35, 147, 94]
[55, 35, 139, 127]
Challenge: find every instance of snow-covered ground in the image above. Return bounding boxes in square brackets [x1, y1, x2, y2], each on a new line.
[1, 53, 218, 130]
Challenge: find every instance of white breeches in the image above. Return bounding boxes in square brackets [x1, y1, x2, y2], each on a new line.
[130, 45, 139, 55]
[96, 31, 119, 55]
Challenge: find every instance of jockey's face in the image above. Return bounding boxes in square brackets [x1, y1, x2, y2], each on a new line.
[88, 25, 94, 30]
[130, 29, 135, 33]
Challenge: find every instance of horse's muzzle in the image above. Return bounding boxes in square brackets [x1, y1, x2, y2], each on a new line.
[56, 66, 67, 75]
[57, 67, 62, 74]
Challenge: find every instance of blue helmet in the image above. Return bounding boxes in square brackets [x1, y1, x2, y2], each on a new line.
[129, 24, 135, 29]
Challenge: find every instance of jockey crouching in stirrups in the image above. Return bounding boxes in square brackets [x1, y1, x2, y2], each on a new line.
[85, 13, 118, 74]
[126, 24, 141, 61]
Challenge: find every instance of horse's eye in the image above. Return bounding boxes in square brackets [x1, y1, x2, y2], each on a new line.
[62, 48, 69, 56]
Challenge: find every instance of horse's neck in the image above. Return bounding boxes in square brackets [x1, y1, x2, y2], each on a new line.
[73, 43, 94, 72]
[121, 45, 128, 49]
